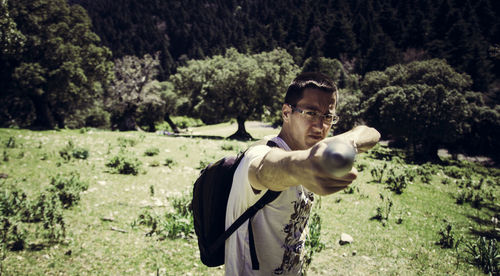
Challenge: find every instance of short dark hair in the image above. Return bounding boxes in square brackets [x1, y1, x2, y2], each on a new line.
[284, 72, 338, 106]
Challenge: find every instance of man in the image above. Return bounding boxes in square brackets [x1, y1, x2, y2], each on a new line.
[225, 72, 380, 275]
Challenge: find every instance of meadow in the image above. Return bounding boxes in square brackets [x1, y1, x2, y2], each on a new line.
[0, 123, 498, 275]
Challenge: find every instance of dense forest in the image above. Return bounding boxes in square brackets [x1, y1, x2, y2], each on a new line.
[1, 0, 499, 161]
[71, 0, 499, 97]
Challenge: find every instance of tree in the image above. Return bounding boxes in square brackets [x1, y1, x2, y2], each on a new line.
[170, 48, 300, 140]
[362, 59, 472, 160]
[3, 0, 113, 129]
[106, 53, 165, 131]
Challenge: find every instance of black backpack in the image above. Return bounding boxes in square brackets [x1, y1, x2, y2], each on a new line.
[191, 140, 280, 269]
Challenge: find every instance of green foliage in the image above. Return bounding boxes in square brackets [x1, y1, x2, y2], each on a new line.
[435, 223, 459, 249]
[48, 172, 88, 209]
[133, 190, 193, 239]
[59, 140, 89, 161]
[164, 158, 177, 168]
[455, 189, 484, 208]
[106, 152, 142, 175]
[5, 137, 15, 148]
[3, 0, 113, 129]
[144, 147, 160, 156]
[370, 163, 388, 183]
[197, 159, 212, 170]
[464, 237, 499, 275]
[362, 59, 472, 160]
[117, 137, 138, 148]
[170, 47, 300, 133]
[385, 170, 410, 194]
[303, 212, 325, 273]
[371, 193, 393, 226]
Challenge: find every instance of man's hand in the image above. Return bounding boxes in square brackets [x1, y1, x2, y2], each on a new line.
[249, 126, 380, 196]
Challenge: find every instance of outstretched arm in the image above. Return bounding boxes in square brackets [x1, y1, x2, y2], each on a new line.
[248, 125, 380, 195]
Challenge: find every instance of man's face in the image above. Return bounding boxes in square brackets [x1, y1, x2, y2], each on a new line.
[283, 88, 336, 150]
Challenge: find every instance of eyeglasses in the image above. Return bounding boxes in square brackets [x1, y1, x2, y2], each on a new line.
[288, 104, 339, 125]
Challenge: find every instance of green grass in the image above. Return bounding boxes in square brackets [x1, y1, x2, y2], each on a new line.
[0, 124, 498, 275]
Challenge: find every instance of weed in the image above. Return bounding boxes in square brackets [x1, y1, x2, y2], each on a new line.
[464, 237, 499, 275]
[370, 163, 388, 183]
[49, 172, 88, 209]
[435, 222, 458, 249]
[303, 212, 325, 274]
[371, 193, 393, 226]
[149, 160, 160, 167]
[59, 140, 89, 161]
[149, 185, 155, 197]
[197, 159, 212, 170]
[144, 147, 160, 156]
[164, 158, 177, 168]
[386, 171, 410, 194]
[441, 177, 453, 185]
[117, 137, 138, 148]
[221, 143, 239, 152]
[455, 189, 484, 209]
[5, 137, 16, 148]
[106, 153, 142, 175]
[2, 150, 8, 162]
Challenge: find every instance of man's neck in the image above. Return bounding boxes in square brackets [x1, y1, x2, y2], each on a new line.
[277, 128, 298, 151]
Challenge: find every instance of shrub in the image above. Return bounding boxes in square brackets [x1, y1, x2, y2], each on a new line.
[221, 143, 237, 151]
[48, 172, 88, 209]
[71, 147, 89, 160]
[443, 166, 468, 179]
[164, 158, 177, 168]
[455, 189, 484, 208]
[59, 140, 89, 161]
[386, 173, 409, 194]
[144, 147, 160, 156]
[149, 160, 160, 167]
[134, 190, 194, 239]
[117, 137, 138, 148]
[435, 223, 458, 249]
[5, 137, 16, 148]
[303, 212, 325, 272]
[371, 193, 393, 226]
[464, 237, 499, 275]
[106, 153, 142, 175]
[370, 163, 389, 183]
[34, 192, 66, 242]
[197, 159, 212, 170]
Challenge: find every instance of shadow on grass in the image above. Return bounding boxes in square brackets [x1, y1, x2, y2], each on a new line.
[160, 133, 258, 141]
[466, 202, 500, 240]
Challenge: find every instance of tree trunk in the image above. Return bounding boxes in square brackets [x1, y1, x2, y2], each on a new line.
[228, 116, 253, 140]
[30, 94, 55, 129]
[164, 113, 180, 133]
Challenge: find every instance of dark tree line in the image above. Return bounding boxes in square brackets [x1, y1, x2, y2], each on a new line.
[71, 0, 499, 98]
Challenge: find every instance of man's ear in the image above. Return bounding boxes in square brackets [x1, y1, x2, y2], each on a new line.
[282, 104, 291, 122]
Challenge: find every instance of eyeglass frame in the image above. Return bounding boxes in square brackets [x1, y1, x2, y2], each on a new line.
[286, 104, 340, 126]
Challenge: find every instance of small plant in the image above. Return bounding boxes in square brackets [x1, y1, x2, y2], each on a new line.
[71, 147, 89, 160]
[455, 189, 484, 209]
[5, 137, 16, 148]
[370, 163, 388, 183]
[48, 172, 88, 209]
[303, 212, 325, 273]
[197, 159, 212, 170]
[117, 137, 138, 148]
[144, 147, 160, 156]
[435, 223, 458, 249]
[385, 171, 410, 194]
[164, 158, 177, 168]
[371, 193, 393, 226]
[441, 177, 453, 185]
[2, 150, 8, 162]
[106, 153, 142, 175]
[149, 160, 160, 167]
[221, 143, 239, 151]
[464, 237, 499, 275]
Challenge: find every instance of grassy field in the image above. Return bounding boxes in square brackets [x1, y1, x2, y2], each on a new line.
[0, 122, 498, 275]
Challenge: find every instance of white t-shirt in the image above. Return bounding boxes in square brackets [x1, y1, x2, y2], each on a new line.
[225, 137, 314, 275]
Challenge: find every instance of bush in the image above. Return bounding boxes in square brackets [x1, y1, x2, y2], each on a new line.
[106, 153, 142, 175]
[386, 173, 409, 194]
[435, 223, 458, 249]
[84, 107, 111, 128]
[59, 140, 89, 161]
[371, 193, 393, 226]
[5, 137, 16, 148]
[144, 147, 160, 156]
[464, 237, 499, 275]
[117, 137, 138, 148]
[164, 158, 177, 168]
[48, 172, 88, 209]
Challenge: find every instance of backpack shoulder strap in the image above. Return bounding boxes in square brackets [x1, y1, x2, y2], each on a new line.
[208, 139, 281, 255]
